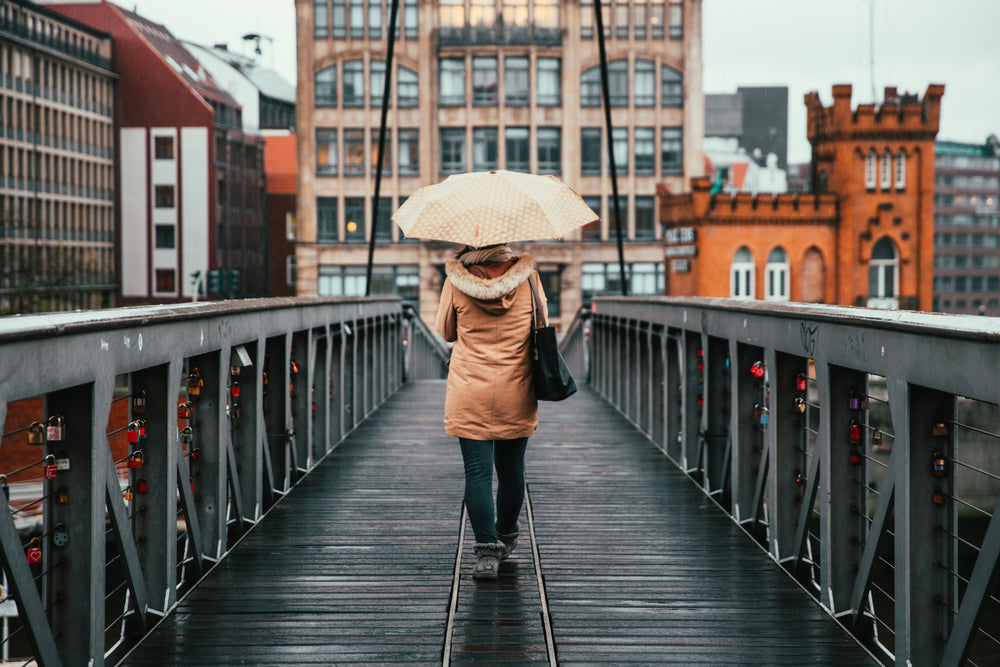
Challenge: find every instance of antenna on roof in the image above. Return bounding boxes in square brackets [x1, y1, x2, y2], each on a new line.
[241, 32, 272, 58]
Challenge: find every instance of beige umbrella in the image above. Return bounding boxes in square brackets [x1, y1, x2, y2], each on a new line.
[391, 170, 599, 248]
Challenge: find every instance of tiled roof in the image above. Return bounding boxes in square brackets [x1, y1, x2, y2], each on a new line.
[264, 134, 297, 194]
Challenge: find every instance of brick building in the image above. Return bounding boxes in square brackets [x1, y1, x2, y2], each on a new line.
[263, 133, 297, 297]
[660, 84, 943, 310]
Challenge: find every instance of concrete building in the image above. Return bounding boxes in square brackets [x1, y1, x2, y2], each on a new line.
[705, 86, 788, 170]
[932, 135, 1000, 315]
[295, 0, 704, 327]
[46, 1, 268, 303]
[661, 84, 943, 311]
[0, 0, 116, 314]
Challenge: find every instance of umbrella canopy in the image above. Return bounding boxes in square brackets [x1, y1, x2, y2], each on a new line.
[391, 170, 599, 248]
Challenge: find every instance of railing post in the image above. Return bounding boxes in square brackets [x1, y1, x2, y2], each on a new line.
[626, 320, 639, 425]
[291, 332, 311, 473]
[46, 382, 103, 664]
[313, 328, 331, 459]
[230, 342, 263, 522]
[681, 330, 701, 476]
[650, 326, 665, 449]
[189, 351, 225, 559]
[892, 380, 955, 666]
[704, 335, 730, 499]
[263, 335, 291, 495]
[731, 342, 764, 524]
[767, 352, 810, 561]
[331, 326, 345, 442]
[665, 330, 682, 463]
[817, 363, 868, 614]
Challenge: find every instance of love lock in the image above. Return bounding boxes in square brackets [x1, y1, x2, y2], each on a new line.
[52, 523, 69, 548]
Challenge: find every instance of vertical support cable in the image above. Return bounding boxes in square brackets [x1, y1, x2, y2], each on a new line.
[592, 2, 628, 296]
[365, 0, 401, 295]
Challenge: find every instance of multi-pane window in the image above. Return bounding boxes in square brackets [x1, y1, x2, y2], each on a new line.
[342, 60, 364, 107]
[154, 185, 174, 208]
[580, 0, 594, 37]
[319, 265, 365, 296]
[349, 0, 364, 39]
[881, 149, 892, 190]
[634, 60, 655, 107]
[731, 247, 754, 298]
[344, 128, 364, 175]
[315, 66, 337, 107]
[440, 128, 466, 174]
[439, 0, 464, 26]
[765, 247, 789, 300]
[895, 150, 907, 190]
[612, 127, 628, 175]
[630, 263, 662, 294]
[440, 58, 465, 107]
[661, 65, 682, 106]
[581, 196, 602, 240]
[370, 60, 388, 107]
[368, 0, 382, 39]
[317, 197, 338, 243]
[650, 0, 665, 38]
[869, 237, 898, 298]
[504, 56, 529, 106]
[332, 0, 346, 37]
[865, 150, 877, 189]
[503, 0, 529, 25]
[615, 1, 629, 38]
[398, 67, 418, 107]
[371, 128, 391, 176]
[668, 1, 682, 38]
[634, 196, 655, 240]
[398, 129, 419, 176]
[155, 224, 175, 249]
[403, 0, 418, 38]
[374, 196, 393, 242]
[581, 67, 601, 107]
[316, 129, 337, 176]
[537, 127, 561, 175]
[505, 127, 530, 172]
[314, 0, 329, 38]
[581, 128, 602, 175]
[633, 0, 648, 38]
[286, 255, 297, 287]
[661, 127, 682, 174]
[535, 0, 559, 27]
[634, 128, 654, 175]
[155, 269, 176, 294]
[609, 60, 628, 107]
[472, 57, 498, 106]
[471, 0, 496, 25]
[345, 197, 366, 243]
[154, 136, 174, 159]
[473, 127, 498, 171]
[537, 57, 561, 107]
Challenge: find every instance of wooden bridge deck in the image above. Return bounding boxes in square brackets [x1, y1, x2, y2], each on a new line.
[123, 381, 877, 666]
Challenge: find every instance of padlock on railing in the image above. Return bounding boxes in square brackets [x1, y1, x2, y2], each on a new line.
[932, 452, 948, 477]
[137, 418, 147, 440]
[871, 429, 883, 446]
[190, 446, 201, 462]
[46, 415, 64, 442]
[759, 406, 770, 426]
[932, 422, 948, 437]
[131, 389, 148, 414]
[848, 418, 861, 444]
[794, 396, 807, 414]
[52, 523, 69, 548]
[177, 402, 194, 420]
[126, 421, 141, 443]
[230, 365, 241, 378]
[849, 449, 862, 465]
[231, 381, 240, 398]
[750, 361, 764, 379]
[123, 486, 133, 501]
[42, 455, 58, 480]
[136, 478, 149, 494]
[187, 370, 204, 397]
[26, 537, 41, 564]
[127, 450, 144, 469]
[848, 390, 860, 411]
[56, 487, 69, 504]
[28, 421, 45, 445]
[796, 373, 807, 392]
[180, 426, 193, 445]
[290, 360, 300, 374]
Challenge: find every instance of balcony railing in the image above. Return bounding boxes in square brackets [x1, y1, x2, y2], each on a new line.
[437, 23, 562, 49]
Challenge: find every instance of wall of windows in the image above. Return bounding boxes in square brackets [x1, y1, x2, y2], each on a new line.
[582, 262, 663, 300]
[314, 0, 418, 40]
[581, 60, 683, 109]
[314, 61, 419, 110]
[438, 55, 561, 108]
[580, 1, 673, 40]
[318, 264, 419, 306]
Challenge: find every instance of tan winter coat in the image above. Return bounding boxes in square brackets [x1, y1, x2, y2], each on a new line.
[435, 254, 548, 440]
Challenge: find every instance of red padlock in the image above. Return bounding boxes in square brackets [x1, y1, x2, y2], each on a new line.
[849, 418, 861, 444]
[932, 490, 946, 505]
[42, 456, 58, 480]
[187, 370, 204, 397]
[796, 373, 807, 392]
[190, 447, 201, 462]
[177, 402, 193, 420]
[231, 381, 240, 398]
[750, 361, 765, 378]
[26, 538, 41, 564]
[136, 478, 149, 494]
[127, 450, 144, 469]
[126, 421, 140, 444]
[849, 450, 862, 465]
[137, 418, 147, 439]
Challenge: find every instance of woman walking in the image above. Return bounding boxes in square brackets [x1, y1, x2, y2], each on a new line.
[435, 243, 547, 580]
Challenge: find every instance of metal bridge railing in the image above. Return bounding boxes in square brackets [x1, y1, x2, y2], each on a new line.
[0, 296, 445, 666]
[577, 297, 1000, 667]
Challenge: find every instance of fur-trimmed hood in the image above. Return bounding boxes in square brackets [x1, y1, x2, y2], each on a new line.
[445, 254, 534, 314]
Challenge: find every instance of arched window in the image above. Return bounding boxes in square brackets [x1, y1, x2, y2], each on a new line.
[370, 60, 387, 107]
[730, 246, 754, 299]
[315, 65, 337, 107]
[634, 59, 654, 107]
[661, 65, 682, 107]
[865, 149, 877, 189]
[800, 247, 825, 303]
[895, 150, 906, 190]
[880, 148, 892, 190]
[608, 60, 628, 107]
[342, 59, 364, 108]
[869, 237, 899, 308]
[397, 66, 418, 108]
[765, 247, 789, 300]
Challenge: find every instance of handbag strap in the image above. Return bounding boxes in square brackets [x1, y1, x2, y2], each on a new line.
[527, 273, 545, 330]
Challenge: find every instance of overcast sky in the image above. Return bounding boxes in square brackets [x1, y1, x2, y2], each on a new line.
[124, 0, 999, 164]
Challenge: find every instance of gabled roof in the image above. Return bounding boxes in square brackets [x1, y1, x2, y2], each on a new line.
[263, 134, 297, 195]
[184, 42, 295, 105]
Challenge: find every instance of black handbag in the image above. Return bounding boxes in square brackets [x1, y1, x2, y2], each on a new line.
[527, 275, 577, 401]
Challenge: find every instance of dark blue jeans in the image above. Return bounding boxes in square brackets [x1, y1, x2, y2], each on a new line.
[459, 437, 529, 544]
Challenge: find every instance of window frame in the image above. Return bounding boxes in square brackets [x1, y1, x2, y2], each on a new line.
[397, 128, 419, 176]
[536, 126, 561, 175]
[505, 126, 530, 172]
[536, 57, 561, 107]
[440, 127, 466, 175]
[316, 128, 338, 176]
[504, 56, 530, 107]
[661, 126, 682, 175]
[439, 57, 466, 107]
[472, 56, 498, 107]
[730, 247, 755, 299]
[764, 247, 790, 301]
[473, 126, 498, 172]
[342, 60, 364, 108]
[581, 127, 602, 176]
[634, 127, 655, 175]
[317, 196, 338, 243]
[343, 128, 365, 176]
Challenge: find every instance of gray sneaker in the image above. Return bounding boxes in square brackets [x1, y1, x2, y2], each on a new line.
[497, 533, 518, 561]
[472, 542, 504, 579]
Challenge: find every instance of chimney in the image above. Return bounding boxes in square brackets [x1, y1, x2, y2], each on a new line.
[214, 43, 228, 51]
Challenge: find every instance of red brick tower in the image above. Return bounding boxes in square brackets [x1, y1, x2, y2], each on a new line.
[805, 84, 944, 310]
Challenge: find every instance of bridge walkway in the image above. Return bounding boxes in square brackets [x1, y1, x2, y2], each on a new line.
[122, 381, 877, 665]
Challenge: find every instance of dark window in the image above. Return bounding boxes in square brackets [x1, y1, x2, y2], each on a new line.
[440, 58, 466, 107]
[537, 127, 561, 175]
[538, 269, 561, 317]
[440, 128, 466, 174]
[154, 185, 174, 208]
[609, 60, 628, 107]
[634, 196, 655, 240]
[581, 128, 602, 175]
[398, 67, 418, 107]
[661, 127, 682, 174]
[154, 224, 175, 249]
[473, 127, 498, 171]
[375, 196, 393, 242]
[370, 60, 389, 107]
[317, 197, 338, 243]
[344, 196, 366, 243]
[154, 136, 174, 159]
[472, 57, 498, 106]
[315, 66, 337, 107]
[344, 128, 364, 176]
[316, 128, 337, 176]
[314, 0, 329, 38]
[581, 196, 602, 241]
[581, 67, 601, 107]
[668, 1, 682, 38]
[504, 57, 529, 107]
[371, 128, 391, 176]
[537, 57, 561, 107]
[155, 269, 175, 293]
[505, 127, 529, 172]
[634, 60, 655, 106]
[332, 0, 346, 38]
[349, 0, 364, 38]
[343, 60, 364, 107]
[398, 129, 419, 176]
[635, 127, 654, 175]
[612, 127, 628, 175]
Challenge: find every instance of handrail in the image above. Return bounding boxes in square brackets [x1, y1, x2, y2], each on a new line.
[401, 304, 450, 381]
[582, 296, 1000, 667]
[0, 296, 444, 666]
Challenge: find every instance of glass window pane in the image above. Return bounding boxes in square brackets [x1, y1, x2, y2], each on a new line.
[581, 67, 601, 107]
[398, 128, 419, 176]
[472, 57, 498, 106]
[440, 58, 466, 106]
[398, 67, 418, 107]
[612, 127, 628, 175]
[440, 128, 466, 174]
[537, 57, 561, 107]
[609, 60, 628, 107]
[343, 60, 364, 107]
[504, 56, 529, 107]
[661, 127, 682, 174]
[439, 0, 464, 27]
[371, 128, 391, 176]
[368, 0, 382, 39]
[344, 197, 366, 243]
[370, 60, 389, 108]
[316, 128, 337, 175]
[634, 127, 654, 174]
[344, 128, 364, 175]
[505, 126, 529, 172]
[661, 65, 682, 107]
[317, 197, 338, 243]
[581, 128, 602, 175]
[635, 60, 654, 106]
[473, 127, 498, 171]
[315, 66, 337, 107]
[634, 196, 655, 240]
[349, 0, 364, 38]
[537, 127, 561, 175]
